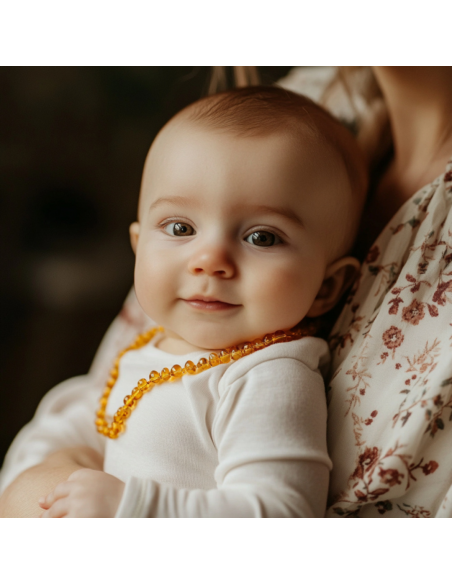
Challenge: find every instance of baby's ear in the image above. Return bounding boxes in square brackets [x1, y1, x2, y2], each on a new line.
[307, 256, 361, 317]
[129, 222, 140, 254]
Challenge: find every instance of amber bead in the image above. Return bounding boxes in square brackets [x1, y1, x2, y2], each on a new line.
[197, 358, 210, 371]
[161, 368, 171, 381]
[252, 339, 265, 350]
[103, 388, 111, 397]
[209, 353, 220, 366]
[149, 370, 161, 383]
[272, 330, 286, 343]
[137, 378, 147, 388]
[106, 378, 115, 388]
[219, 349, 231, 363]
[263, 334, 273, 346]
[95, 418, 107, 427]
[185, 360, 197, 374]
[171, 365, 183, 378]
[241, 343, 254, 356]
[96, 409, 105, 418]
[110, 369, 119, 379]
[230, 347, 242, 360]
[132, 388, 143, 400]
[123, 406, 132, 418]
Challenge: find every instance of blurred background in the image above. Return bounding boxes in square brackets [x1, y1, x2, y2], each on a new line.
[0, 66, 292, 466]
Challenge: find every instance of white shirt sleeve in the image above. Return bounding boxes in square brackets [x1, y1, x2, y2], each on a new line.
[116, 340, 332, 518]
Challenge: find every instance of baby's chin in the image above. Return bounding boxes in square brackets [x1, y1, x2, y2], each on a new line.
[166, 324, 286, 354]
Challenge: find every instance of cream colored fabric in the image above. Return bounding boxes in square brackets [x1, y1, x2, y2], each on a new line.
[280, 66, 452, 517]
[327, 166, 452, 517]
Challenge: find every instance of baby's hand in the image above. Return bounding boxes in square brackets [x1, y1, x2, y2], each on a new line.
[39, 469, 125, 518]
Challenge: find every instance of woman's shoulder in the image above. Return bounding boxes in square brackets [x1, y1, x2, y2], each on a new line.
[330, 157, 452, 366]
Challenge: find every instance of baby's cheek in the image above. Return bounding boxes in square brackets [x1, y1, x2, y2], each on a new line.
[252, 264, 318, 321]
[134, 254, 170, 320]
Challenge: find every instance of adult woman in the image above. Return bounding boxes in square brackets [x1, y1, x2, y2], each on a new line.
[1, 66, 452, 517]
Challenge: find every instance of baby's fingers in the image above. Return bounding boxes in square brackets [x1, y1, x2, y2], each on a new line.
[41, 498, 69, 518]
[38, 481, 72, 510]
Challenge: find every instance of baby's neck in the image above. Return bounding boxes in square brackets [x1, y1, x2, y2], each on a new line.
[155, 334, 205, 355]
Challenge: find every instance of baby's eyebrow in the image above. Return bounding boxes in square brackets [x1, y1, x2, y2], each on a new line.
[244, 204, 304, 228]
[149, 195, 193, 212]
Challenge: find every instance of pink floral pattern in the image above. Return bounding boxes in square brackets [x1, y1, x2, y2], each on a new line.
[327, 160, 452, 517]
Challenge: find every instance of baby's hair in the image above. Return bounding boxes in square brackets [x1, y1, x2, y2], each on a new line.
[179, 85, 368, 251]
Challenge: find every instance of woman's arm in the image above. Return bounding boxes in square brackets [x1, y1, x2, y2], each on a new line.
[0, 446, 103, 517]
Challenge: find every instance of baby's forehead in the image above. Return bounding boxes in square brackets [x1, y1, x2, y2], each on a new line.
[140, 119, 353, 233]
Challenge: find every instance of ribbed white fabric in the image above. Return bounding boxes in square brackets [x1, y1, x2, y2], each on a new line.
[107, 333, 332, 517]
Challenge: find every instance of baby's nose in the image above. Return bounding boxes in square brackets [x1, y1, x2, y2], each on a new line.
[187, 244, 235, 278]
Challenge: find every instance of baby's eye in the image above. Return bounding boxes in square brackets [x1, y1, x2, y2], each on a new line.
[164, 222, 195, 237]
[245, 231, 281, 247]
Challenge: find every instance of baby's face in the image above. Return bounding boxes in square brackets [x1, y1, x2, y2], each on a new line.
[131, 118, 354, 353]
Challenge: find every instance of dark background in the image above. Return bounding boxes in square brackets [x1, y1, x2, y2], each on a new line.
[0, 66, 292, 467]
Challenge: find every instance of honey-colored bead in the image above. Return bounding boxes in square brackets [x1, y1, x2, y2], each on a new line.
[263, 334, 273, 346]
[100, 397, 108, 408]
[219, 350, 231, 363]
[110, 369, 119, 379]
[149, 370, 161, 383]
[96, 409, 105, 418]
[230, 347, 242, 360]
[197, 358, 210, 371]
[171, 364, 183, 377]
[272, 330, 286, 342]
[108, 430, 118, 439]
[123, 395, 132, 406]
[241, 343, 254, 356]
[103, 388, 112, 397]
[95, 418, 107, 427]
[252, 339, 265, 350]
[209, 353, 220, 366]
[142, 382, 152, 393]
[138, 378, 147, 388]
[185, 360, 197, 374]
[132, 388, 143, 400]
[115, 407, 125, 420]
[106, 378, 115, 388]
[161, 368, 171, 381]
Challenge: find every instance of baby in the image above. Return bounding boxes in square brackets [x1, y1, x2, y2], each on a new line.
[38, 86, 367, 517]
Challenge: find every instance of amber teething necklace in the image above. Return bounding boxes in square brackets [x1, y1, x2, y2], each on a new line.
[95, 324, 315, 439]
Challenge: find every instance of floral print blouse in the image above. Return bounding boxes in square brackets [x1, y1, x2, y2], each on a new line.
[327, 162, 452, 517]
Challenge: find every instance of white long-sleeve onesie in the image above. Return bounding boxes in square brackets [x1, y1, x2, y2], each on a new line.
[1, 333, 332, 517]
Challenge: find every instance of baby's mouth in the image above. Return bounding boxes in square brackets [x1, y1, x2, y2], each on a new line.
[183, 296, 241, 311]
